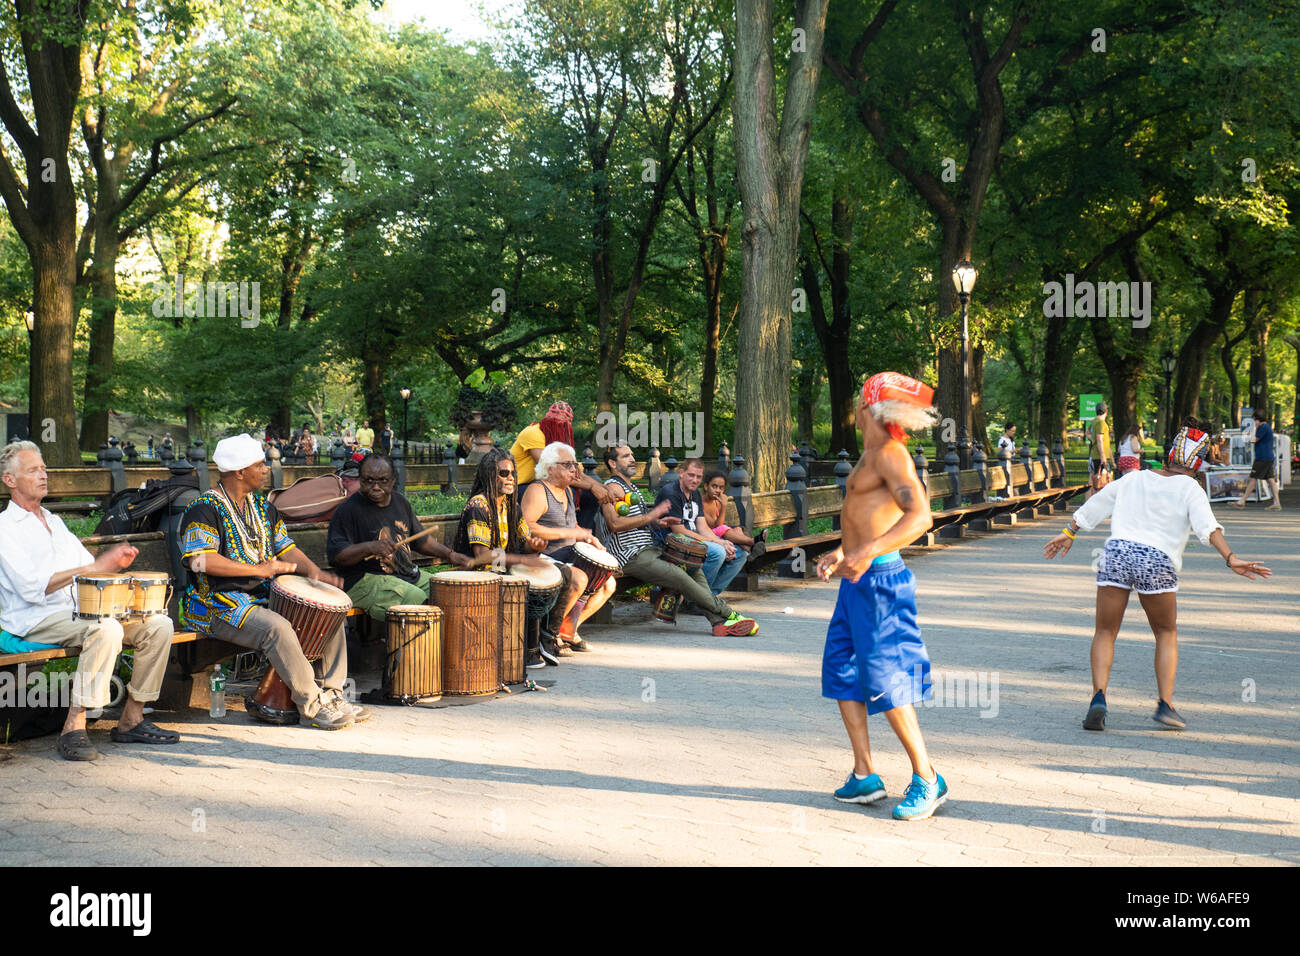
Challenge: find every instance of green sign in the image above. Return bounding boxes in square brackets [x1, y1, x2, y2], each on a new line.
[1079, 393, 1103, 420]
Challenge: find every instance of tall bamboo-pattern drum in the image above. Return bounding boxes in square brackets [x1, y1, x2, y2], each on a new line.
[431, 571, 501, 696]
[384, 605, 443, 703]
[498, 577, 529, 686]
[248, 575, 352, 724]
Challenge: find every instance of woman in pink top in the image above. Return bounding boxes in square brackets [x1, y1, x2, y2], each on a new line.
[1042, 419, 1271, 732]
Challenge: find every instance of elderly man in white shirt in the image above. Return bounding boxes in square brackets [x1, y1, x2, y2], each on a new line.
[0, 441, 178, 760]
[1042, 421, 1271, 733]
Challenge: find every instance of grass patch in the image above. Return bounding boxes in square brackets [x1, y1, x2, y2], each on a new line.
[66, 513, 103, 538]
[408, 491, 468, 516]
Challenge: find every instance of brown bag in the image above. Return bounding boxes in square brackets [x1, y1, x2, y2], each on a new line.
[268, 474, 349, 522]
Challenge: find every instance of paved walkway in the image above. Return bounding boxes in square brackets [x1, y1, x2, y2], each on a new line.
[2, 497, 1296, 866]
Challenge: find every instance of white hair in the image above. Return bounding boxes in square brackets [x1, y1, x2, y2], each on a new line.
[535, 441, 576, 482]
[871, 400, 940, 434]
[0, 440, 41, 477]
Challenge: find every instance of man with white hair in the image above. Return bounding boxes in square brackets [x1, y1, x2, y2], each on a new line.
[816, 373, 948, 821]
[179, 434, 361, 729]
[0, 441, 178, 760]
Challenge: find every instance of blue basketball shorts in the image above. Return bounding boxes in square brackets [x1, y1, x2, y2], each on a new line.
[821, 557, 932, 715]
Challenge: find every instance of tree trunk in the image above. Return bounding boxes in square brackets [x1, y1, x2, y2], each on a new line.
[1248, 299, 1268, 418]
[732, 0, 829, 491]
[184, 405, 201, 447]
[1173, 286, 1238, 427]
[79, 184, 120, 452]
[1037, 315, 1085, 444]
[30, 245, 81, 465]
[796, 356, 819, 447]
[827, 186, 857, 456]
[699, 251, 722, 457]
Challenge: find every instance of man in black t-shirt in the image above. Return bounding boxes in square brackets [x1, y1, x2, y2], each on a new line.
[654, 458, 748, 595]
[327, 454, 473, 621]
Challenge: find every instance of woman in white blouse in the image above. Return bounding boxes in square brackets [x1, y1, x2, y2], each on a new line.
[1115, 424, 1144, 475]
[1042, 420, 1271, 732]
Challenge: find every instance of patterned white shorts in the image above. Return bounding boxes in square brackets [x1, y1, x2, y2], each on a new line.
[1096, 538, 1178, 594]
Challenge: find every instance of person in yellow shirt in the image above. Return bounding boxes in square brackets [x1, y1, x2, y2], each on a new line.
[1086, 401, 1113, 500]
[509, 401, 616, 510]
[355, 419, 375, 451]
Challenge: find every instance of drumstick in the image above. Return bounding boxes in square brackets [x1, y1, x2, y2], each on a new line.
[383, 526, 498, 568]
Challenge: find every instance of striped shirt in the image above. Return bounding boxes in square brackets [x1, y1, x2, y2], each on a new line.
[596, 476, 653, 568]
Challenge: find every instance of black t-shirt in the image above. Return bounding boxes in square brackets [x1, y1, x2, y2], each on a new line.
[326, 492, 422, 591]
[653, 480, 703, 544]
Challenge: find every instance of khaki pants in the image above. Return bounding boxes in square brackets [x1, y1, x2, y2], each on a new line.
[212, 606, 346, 718]
[27, 612, 174, 709]
[622, 548, 735, 624]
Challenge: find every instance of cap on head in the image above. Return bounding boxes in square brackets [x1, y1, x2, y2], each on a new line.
[213, 434, 264, 472]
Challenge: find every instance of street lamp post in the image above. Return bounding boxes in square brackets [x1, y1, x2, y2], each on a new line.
[23, 304, 33, 441]
[951, 260, 978, 469]
[1160, 348, 1177, 456]
[400, 387, 411, 455]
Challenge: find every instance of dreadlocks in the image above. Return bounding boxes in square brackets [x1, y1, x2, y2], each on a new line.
[455, 448, 525, 555]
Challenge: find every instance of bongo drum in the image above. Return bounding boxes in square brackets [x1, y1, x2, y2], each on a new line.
[431, 571, 501, 697]
[653, 533, 709, 624]
[384, 605, 442, 703]
[74, 575, 133, 620]
[127, 572, 172, 619]
[498, 578, 528, 686]
[247, 575, 352, 724]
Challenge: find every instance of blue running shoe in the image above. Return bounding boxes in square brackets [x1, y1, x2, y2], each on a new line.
[833, 772, 886, 804]
[1153, 699, 1186, 730]
[892, 772, 948, 821]
[1083, 690, 1107, 731]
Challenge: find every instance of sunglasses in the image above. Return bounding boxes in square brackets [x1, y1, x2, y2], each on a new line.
[497, 468, 515, 478]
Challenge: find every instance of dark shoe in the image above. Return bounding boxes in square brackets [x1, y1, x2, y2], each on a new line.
[538, 639, 560, 666]
[567, 638, 592, 652]
[110, 720, 180, 745]
[1153, 699, 1186, 730]
[1083, 690, 1107, 731]
[526, 650, 547, 670]
[58, 730, 100, 761]
[748, 529, 768, 562]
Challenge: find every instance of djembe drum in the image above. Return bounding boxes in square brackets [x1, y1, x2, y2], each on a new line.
[431, 571, 501, 696]
[384, 605, 443, 703]
[652, 532, 709, 623]
[498, 578, 529, 686]
[247, 575, 352, 725]
[568, 542, 619, 617]
[508, 561, 563, 662]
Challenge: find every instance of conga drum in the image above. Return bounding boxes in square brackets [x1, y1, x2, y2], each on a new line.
[508, 562, 563, 621]
[653, 533, 709, 623]
[431, 571, 501, 696]
[74, 575, 133, 620]
[498, 578, 528, 686]
[385, 605, 443, 703]
[127, 572, 173, 619]
[247, 575, 352, 724]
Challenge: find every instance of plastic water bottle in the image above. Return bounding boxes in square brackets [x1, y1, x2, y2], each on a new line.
[209, 665, 226, 718]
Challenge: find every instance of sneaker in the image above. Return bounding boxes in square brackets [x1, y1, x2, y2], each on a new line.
[892, 772, 949, 821]
[833, 772, 886, 805]
[712, 612, 759, 637]
[331, 688, 371, 723]
[538, 639, 560, 666]
[526, 650, 547, 670]
[301, 696, 355, 730]
[1083, 690, 1107, 731]
[1153, 699, 1186, 729]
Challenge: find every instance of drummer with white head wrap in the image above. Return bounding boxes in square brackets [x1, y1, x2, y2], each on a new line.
[179, 434, 364, 730]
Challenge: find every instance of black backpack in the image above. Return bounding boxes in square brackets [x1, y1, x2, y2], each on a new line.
[94, 473, 201, 536]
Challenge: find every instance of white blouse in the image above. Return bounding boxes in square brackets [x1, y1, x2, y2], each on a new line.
[1071, 469, 1222, 571]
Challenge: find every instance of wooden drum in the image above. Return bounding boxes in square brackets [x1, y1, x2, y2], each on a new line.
[247, 574, 352, 724]
[385, 605, 443, 703]
[431, 571, 501, 697]
[128, 572, 173, 619]
[74, 575, 133, 621]
[498, 577, 529, 686]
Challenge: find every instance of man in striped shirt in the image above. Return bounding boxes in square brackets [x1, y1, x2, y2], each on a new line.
[596, 445, 758, 636]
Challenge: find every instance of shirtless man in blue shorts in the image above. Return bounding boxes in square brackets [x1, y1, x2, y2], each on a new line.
[817, 372, 947, 821]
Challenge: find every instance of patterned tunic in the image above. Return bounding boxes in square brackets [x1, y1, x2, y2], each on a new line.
[180, 490, 295, 634]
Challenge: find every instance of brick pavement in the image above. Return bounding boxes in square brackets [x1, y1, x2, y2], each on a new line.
[1, 497, 1296, 866]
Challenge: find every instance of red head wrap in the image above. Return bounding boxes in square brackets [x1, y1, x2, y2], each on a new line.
[861, 372, 935, 441]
